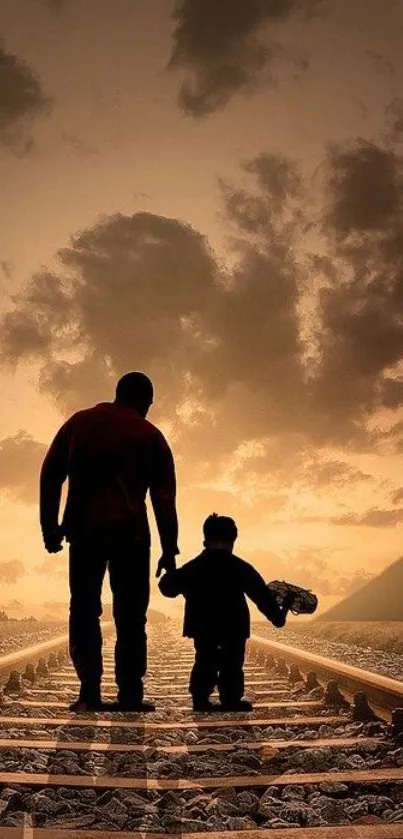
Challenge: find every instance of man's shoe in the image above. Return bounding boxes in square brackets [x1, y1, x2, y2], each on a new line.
[69, 695, 103, 713]
[219, 698, 254, 712]
[192, 699, 217, 712]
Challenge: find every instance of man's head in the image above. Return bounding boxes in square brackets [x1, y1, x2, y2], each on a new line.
[115, 372, 154, 417]
[203, 513, 238, 551]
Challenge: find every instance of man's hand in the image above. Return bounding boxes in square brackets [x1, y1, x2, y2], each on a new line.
[156, 553, 176, 578]
[43, 525, 64, 554]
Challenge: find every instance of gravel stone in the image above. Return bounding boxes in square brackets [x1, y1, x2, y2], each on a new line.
[2, 624, 403, 832]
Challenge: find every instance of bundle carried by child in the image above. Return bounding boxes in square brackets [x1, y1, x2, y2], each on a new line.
[267, 580, 318, 616]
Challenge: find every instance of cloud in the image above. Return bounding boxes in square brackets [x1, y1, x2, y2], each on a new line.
[2, 137, 403, 504]
[302, 458, 372, 490]
[0, 42, 51, 151]
[340, 568, 375, 596]
[385, 97, 403, 144]
[309, 139, 403, 445]
[0, 432, 46, 504]
[330, 507, 403, 528]
[366, 50, 395, 79]
[324, 141, 400, 237]
[391, 486, 403, 505]
[1, 260, 13, 280]
[249, 546, 374, 597]
[4, 599, 24, 612]
[168, 0, 320, 117]
[178, 484, 288, 539]
[35, 556, 68, 579]
[61, 134, 98, 158]
[39, 0, 66, 13]
[0, 560, 26, 584]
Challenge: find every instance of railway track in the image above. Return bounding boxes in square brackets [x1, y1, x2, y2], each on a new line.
[0, 622, 402, 836]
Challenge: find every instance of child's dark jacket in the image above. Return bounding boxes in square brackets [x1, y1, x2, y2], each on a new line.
[159, 548, 285, 639]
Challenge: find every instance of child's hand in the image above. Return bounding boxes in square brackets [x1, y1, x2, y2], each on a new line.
[156, 554, 176, 578]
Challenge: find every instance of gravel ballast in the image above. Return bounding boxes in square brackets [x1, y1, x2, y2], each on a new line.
[0, 621, 401, 832]
[253, 623, 403, 682]
[0, 781, 402, 831]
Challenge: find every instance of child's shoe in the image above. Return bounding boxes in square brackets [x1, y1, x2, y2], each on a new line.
[219, 698, 254, 712]
[109, 698, 156, 712]
[192, 698, 217, 712]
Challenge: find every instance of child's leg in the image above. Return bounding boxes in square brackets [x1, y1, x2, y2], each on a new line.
[217, 636, 246, 706]
[189, 636, 219, 708]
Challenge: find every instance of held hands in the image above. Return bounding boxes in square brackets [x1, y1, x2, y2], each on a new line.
[156, 553, 177, 578]
[43, 525, 64, 554]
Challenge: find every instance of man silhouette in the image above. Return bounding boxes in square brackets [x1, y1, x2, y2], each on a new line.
[40, 372, 179, 712]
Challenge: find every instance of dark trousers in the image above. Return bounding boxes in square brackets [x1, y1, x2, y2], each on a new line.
[190, 636, 246, 704]
[68, 524, 150, 702]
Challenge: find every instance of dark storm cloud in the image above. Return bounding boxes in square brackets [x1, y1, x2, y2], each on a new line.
[3, 138, 403, 482]
[0, 432, 46, 504]
[1, 270, 75, 367]
[0, 43, 51, 150]
[310, 139, 403, 445]
[324, 141, 400, 237]
[0, 155, 305, 471]
[0, 560, 26, 584]
[168, 0, 320, 116]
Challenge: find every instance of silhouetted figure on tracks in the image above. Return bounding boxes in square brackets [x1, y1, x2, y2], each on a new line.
[40, 372, 179, 713]
[159, 513, 290, 712]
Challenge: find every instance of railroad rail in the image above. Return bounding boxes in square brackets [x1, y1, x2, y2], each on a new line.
[0, 622, 402, 836]
[250, 633, 403, 720]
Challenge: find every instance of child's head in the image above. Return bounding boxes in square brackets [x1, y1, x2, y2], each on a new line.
[203, 513, 238, 551]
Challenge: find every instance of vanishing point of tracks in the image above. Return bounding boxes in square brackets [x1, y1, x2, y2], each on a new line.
[0, 624, 403, 836]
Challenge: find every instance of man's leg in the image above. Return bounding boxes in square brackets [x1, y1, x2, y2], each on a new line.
[69, 538, 107, 709]
[190, 636, 219, 711]
[218, 637, 251, 710]
[108, 536, 150, 708]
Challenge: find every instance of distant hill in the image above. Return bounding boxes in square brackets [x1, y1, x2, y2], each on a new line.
[318, 557, 403, 621]
[35, 602, 168, 624]
[0, 600, 170, 624]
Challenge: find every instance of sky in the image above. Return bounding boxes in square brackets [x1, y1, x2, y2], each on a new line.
[1, 0, 403, 618]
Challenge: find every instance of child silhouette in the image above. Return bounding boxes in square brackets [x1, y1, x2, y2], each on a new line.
[159, 513, 292, 712]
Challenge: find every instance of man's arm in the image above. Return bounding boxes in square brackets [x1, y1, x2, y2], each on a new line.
[40, 421, 71, 552]
[149, 430, 179, 577]
[240, 560, 287, 628]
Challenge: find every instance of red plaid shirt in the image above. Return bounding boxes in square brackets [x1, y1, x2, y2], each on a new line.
[40, 402, 179, 553]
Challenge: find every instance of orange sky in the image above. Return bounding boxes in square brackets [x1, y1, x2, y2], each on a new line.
[1, 0, 403, 618]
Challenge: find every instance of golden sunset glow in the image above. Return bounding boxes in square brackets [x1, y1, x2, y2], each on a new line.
[1, 0, 403, 621]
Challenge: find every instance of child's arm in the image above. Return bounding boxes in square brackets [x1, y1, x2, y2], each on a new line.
[158, 568, 185, 598]
[240, 561, 288, 628]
